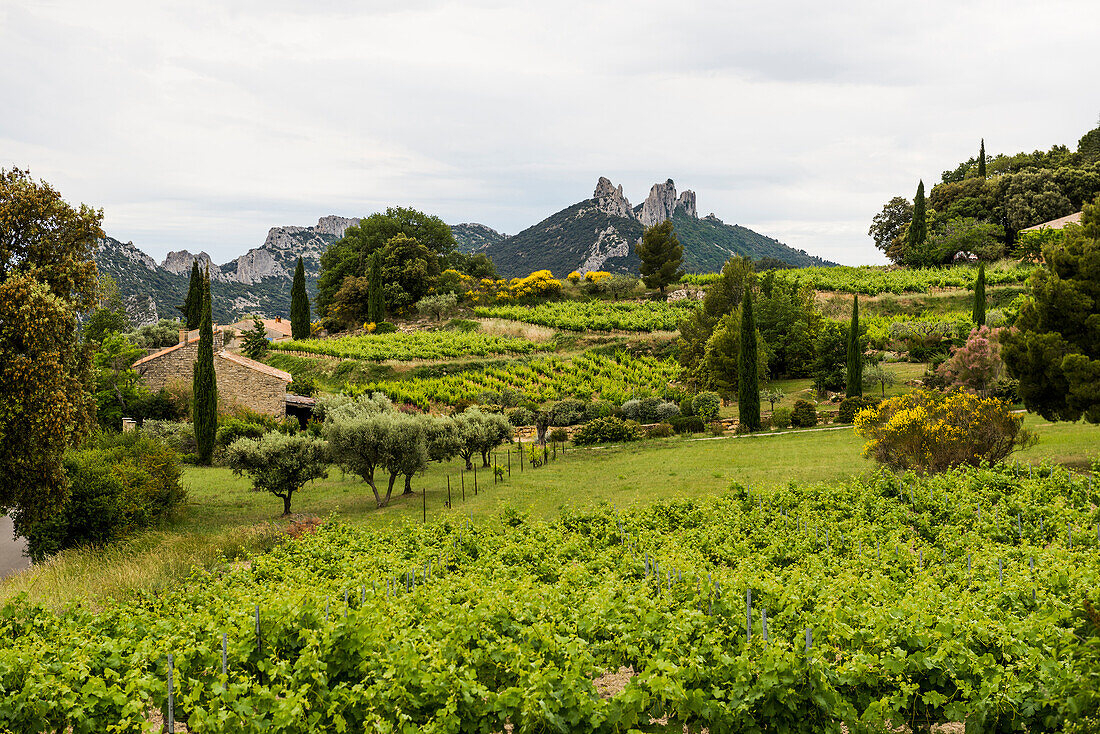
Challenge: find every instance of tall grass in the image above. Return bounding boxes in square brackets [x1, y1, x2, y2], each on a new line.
[0, 523, 283, 611]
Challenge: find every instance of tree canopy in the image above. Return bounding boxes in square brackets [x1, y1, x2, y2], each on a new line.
[635, 220, 684, 295]
[0, 169, 100, 532]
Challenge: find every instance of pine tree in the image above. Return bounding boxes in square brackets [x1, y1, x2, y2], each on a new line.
[972, 262, 986, 326]
[242, 316, 269, 360]
[193, 270, 217, 465]
[978, 139, 987, 178]
[367, 250, 384, 324]
[846, 295, 863, 398]
[738, 288, 761, 431]
[635, 221, 684, 296]
[290, 256, 310, 340]
[177, 261, 203, 330]
[906, 180, 927, 259]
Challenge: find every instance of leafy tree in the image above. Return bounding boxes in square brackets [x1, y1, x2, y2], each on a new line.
[677, 256, 755, 388]
[379, 234, 439, 311]
[702, 309, 766, 402]
[868, 196, 913, 263]
[290, 256, 310, 340]
[93, 333, 144, 428]
[324, 413, 390, 506]
[978, 138, 987, 178]
[863, 362, 896, 398]
[1002, 197, 1100, 422]
[973, 262, 986, 326]
[761, 387, 785, 412]
[368, 249, 385, 323]
[755, 279, 821, 378]
[192, 272, 217, 465]
[317, 206, 456, 316]
[83, 275, 130, 344]
[455, 409, 512, 469]
[999, 169, 1074, 239]
[416, 292, 458, 321]
[178, 262, 203, 330]
[381, 414, 429, 497]
[812, 321, 848, 394]
[905, 180, 928, 263]
[846, 295, 862, 398]
[940, 326, 1003, 397]
[127, 319, 185, 349]
[921, 218, 1006, 265]
[738, 288, 761, 431]
[1080, 125, 1100, 159]
[691, 391, 721, 422]
[227, 432, 329, 516]
[635, 220, 684, 295]
[329, 275, 371, 329]
[855, 390, 1034, 473]
[607, 274, 639, 300]
[0, 168, 100, 531]
[242, 317, 269, 360]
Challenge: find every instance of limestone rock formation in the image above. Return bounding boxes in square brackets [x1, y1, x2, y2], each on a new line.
[638, 179, 698, 227]
[593, 176, 634, 219]
[162, 250, 219, 279]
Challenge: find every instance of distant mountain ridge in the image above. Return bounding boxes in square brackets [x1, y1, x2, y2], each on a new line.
[96, 181, 833, 324]
[478, 177, 833, 278]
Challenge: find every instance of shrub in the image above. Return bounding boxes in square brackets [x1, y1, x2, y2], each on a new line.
[989, 376, 1020, 403]
[475, 390, 502, 406]
[771, 407, 792, 429]
[620, 399, 642, 421]
[549, 398, 586, 426]
[141, 420, 196, 454]
[838, 396, 879, 424]
[854, 389, 1036, 473]
[216, 417, 267, 450]
[655, 401, 681, 422]
[938, 326, 1004, 396]
[25, 431, 186, 561]
[680, 397, 694, 417]
[288, 377, 317, 398]
[416, 292, 458, 321]
[506, 407, 534, 427]
[638, 396, 663, 423]
[572, 416, 643, 446]
[374, 321, 398, 334]
[791, 400, 818, 428]
[692, 391, 721, 422]
[548, 427, 568, 443]
[708, 421, 726, 436]
[646, 422, 674, 438]
[670, 416, 705, 434]
[584, 399, 617, 421]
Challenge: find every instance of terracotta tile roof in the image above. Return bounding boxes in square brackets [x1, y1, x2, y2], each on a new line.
[132, 341, 189, 368]
[227, 318, 294, 339]
[217, 350, 293, 382]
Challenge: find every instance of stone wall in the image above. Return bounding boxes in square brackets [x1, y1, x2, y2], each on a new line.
[136, 342, 287, 417]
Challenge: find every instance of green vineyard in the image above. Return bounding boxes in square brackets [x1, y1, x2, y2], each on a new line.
[350, 351, 683, 409]
[271, 331, 548, 362]
[3, 464, 1098, 732]
[683, 263, 1035, 295]
[473, 300, 695, 332]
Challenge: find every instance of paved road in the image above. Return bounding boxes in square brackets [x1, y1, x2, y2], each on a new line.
[0, 515, 30, 579]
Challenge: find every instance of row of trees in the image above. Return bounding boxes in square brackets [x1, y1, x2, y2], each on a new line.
[228, 394, 512, 514]
[870, 127, 1100, 266]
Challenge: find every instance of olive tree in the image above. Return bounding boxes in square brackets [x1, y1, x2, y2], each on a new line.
[226, 432, 329, 516]
[382, 413, 429, 497]
[325, 413, 391, 506]
[455, 409, 512, 469]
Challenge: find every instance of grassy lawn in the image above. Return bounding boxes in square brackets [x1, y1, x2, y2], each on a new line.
[6, 414, 1096, 609]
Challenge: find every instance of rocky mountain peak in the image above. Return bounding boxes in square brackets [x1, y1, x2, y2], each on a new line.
[313, 215, 360, 238]
[677, 190, 697, 218]
[162, 250, 216, 277]
[638, 179, 699, 227]
[592, 176, 633, 219]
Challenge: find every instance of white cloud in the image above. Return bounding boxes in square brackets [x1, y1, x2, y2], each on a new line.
[2, 0, 1097, 265]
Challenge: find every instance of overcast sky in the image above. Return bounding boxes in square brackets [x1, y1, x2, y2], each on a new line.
[2, 1, 1097, 266]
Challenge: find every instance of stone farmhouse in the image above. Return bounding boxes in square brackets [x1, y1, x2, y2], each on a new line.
[133, 327, 293, 417]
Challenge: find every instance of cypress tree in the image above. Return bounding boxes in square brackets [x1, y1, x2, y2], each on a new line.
[367, 250, 384, 324]
[906, 180, 927, 258]
[738, 288, 761, 432]
[846, 295, 863, 398]
[973, 262, 986, 326]
[290, 256, 310, 340]
[978, 139, 987, 178]
[193, 271, 217, 465]
[178, 261, 203, 330]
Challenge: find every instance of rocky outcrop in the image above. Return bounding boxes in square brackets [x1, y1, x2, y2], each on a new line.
[638, 179, 698, 227]
[162, 250, 218, 278]
[97, 237, 157, 271]
[452, 222, 506, 253]
[313, 215, 360, 238]
[593, 176, 634, 219]
[578, 225, 634, 273]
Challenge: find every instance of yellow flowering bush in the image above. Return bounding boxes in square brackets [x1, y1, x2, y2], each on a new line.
[854, 389, 1035, 473]
[584, 271, 612, 284]
[507, 270, 563, 301]
[566, 271, 582, 284]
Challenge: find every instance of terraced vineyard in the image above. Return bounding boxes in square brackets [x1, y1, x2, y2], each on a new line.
[351, 351, 682, 409]
[683, 262, 1035, 295]
[473, 300, 696, 332]
[5, 464, 1098, 732]
[271, 331, 548, 362]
